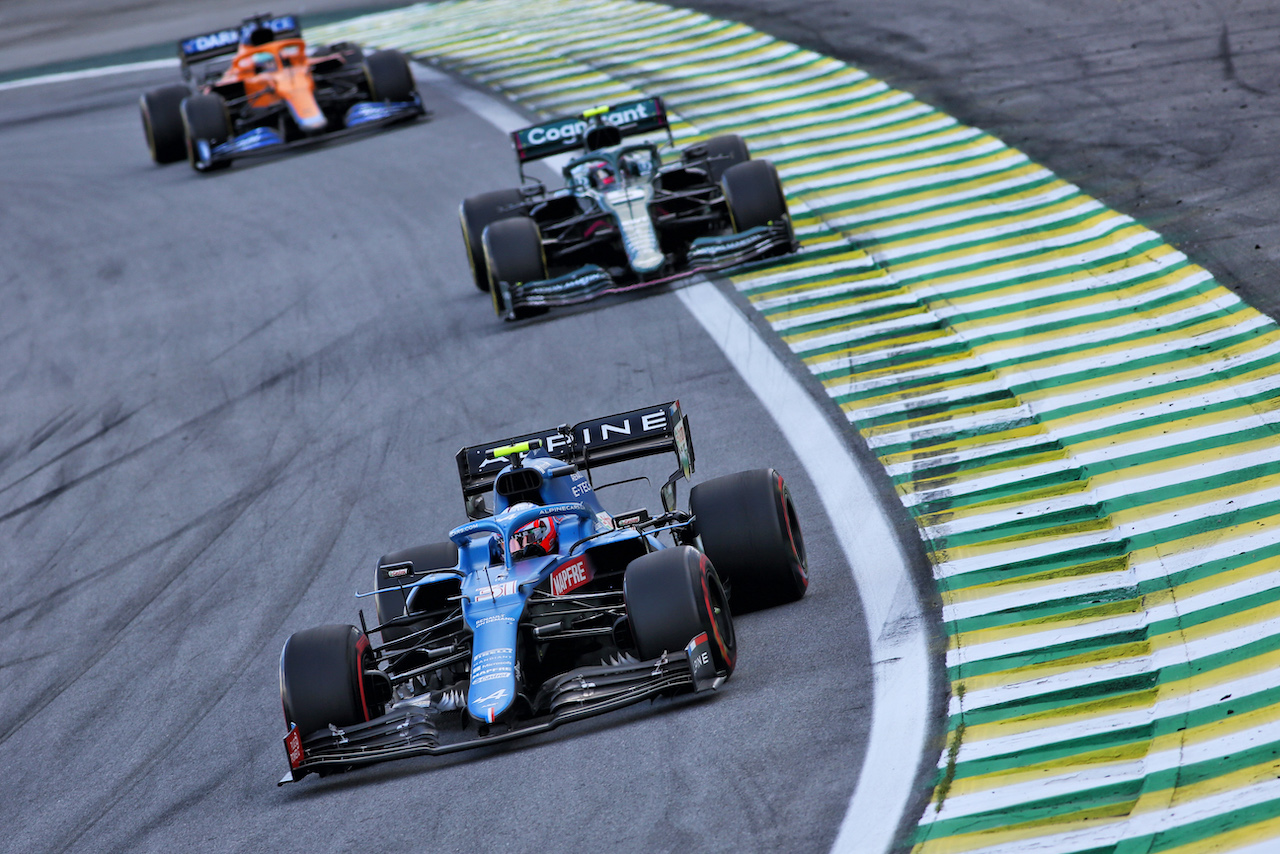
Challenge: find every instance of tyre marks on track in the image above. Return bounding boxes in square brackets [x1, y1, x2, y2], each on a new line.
[310, 1, 1280, 852]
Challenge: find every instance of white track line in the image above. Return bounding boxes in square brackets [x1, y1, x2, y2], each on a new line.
[677, 283, 931, 854]
[0, 58, 177, 92]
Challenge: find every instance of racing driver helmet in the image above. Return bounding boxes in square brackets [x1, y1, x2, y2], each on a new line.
[508, 503, 558, 559]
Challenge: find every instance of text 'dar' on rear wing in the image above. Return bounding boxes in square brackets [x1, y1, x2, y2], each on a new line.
[178, 13, 301, 66]
[455, 400, 695, 518]
[510, 96, 672, 168]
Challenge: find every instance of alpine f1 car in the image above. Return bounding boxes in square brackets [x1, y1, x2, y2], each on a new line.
[277, 401, 808, 783]
[459, 97, 797, 320]
[139, 13, 425, 172]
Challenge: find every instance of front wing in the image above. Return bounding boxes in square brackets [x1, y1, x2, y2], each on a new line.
[279, 635, 723, 784]
[493, 221, 795, 320]
[193, 97, 427, 169]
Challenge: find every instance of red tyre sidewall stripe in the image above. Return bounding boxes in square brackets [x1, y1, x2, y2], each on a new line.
[696, 552, 735, 671]
[775, 471, 808, 585]
[354, 631, 372, 723]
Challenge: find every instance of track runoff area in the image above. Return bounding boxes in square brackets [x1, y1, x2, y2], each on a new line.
[304, 1, 1280, 852]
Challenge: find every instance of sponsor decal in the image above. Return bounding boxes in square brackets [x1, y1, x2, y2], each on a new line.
[181, 16, 298, 57]
[474, 581, 518, 602]
[524, 102, 652, 147]
[473, 688, 508, 706]
[474, 431, 573, 472]
[453, 520, 488, 538]
[595, 511, 614, 530]
[550, 557, 593, 596]
[182, 28, 239, 56]
[571, 480, 593, 498]
[471, 646, 516, 686]
[614, 509, 650, 528]
[475, 614, 515, 628]
[387, 566, 409, 578]
[685, 632, 718, 689]
[579, 409, 667, 446]
[283, 726, 304, 769]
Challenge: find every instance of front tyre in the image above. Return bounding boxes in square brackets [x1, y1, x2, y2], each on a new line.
[364, 50, 416, 102]
[624, 546, 735, 675]
[140, 85, 188, 164]
[689, 133, 750, 182]
[482, 216, 548, 320]
[280, 624, 378, 737]
[721, 159, 790, 233]
[180, 93, 231, 172]
[375, 541, 459, 647]
[460, 189, 527, 292]
[690, 468, 807, 614]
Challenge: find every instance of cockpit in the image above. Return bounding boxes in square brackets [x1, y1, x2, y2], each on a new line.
[564, 144, 662, 196]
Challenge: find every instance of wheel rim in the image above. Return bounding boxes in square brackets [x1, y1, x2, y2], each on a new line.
[699, 556, 736, 672]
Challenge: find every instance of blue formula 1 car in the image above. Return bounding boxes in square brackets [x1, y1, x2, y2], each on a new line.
[459, 97, 796, 320]
[139, 13, 426, 172]
[277, 401, 808, 783]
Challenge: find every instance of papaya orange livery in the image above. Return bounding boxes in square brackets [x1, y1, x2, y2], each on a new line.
[140, 13, 427, 172]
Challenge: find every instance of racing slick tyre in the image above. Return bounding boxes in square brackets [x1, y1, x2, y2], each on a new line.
[280, 624, 378, 737]
[482, 216, 549, 320]
[180, 93, 232, 172]
[364, 50, 415, 102]
[140, 84, 188, 164]
[624, 545, 735, 675]
[460, 189, 528, 292]
[690, 468, 808, 614]
[722, 159, 790, 234]
[687, 133, 750, 182]
[375, 541, 459, 647]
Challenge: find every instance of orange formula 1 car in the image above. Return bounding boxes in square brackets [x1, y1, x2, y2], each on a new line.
[140, 14, 426, 172]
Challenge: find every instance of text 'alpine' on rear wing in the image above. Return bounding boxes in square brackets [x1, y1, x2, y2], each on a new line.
[510, 96, 671, 165]
[178, 14, 302, 65]
[455, 400, 695, 517]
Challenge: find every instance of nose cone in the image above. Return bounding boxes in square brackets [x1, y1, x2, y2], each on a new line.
[295, 111, 328, 133]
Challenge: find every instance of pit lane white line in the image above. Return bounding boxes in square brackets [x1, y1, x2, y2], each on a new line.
[2, 56, 933, 854]
[0, 58, 178, 92]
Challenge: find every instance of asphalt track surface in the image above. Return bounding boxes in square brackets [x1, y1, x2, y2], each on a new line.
[0, 49, 874, 854]
[7, 0, 1276, 851]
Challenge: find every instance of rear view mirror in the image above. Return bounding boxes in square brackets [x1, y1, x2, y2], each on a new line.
[660, 476, 678, 514]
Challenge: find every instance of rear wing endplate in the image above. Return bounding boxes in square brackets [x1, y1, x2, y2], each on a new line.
[511, 96, 670, 165]
[456, 400, 695, 517]
[178, 14, 301, 65]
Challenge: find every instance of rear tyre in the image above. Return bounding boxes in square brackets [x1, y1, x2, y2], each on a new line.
[180, 93, 232, 172]
[482, 216, 548, 320]
[460, 189, 527, 292]
[690, 468, 807, 614]
[364, 50, 415, 102]
[140, 85, 188, 164]
[280, 624, 377, 737]
[721, 159, 790, 233]
[624, 546, 735, 674]
[375, 541, 459, 646]
[689, 134, 750, 182]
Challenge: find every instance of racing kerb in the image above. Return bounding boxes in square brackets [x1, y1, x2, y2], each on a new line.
[312, 2, 1280, 852]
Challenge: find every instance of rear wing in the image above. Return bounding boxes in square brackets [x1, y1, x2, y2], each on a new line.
[178, 13, 301, 65]
[511, 96, 671, 165]
[455, 400, 695, 518]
